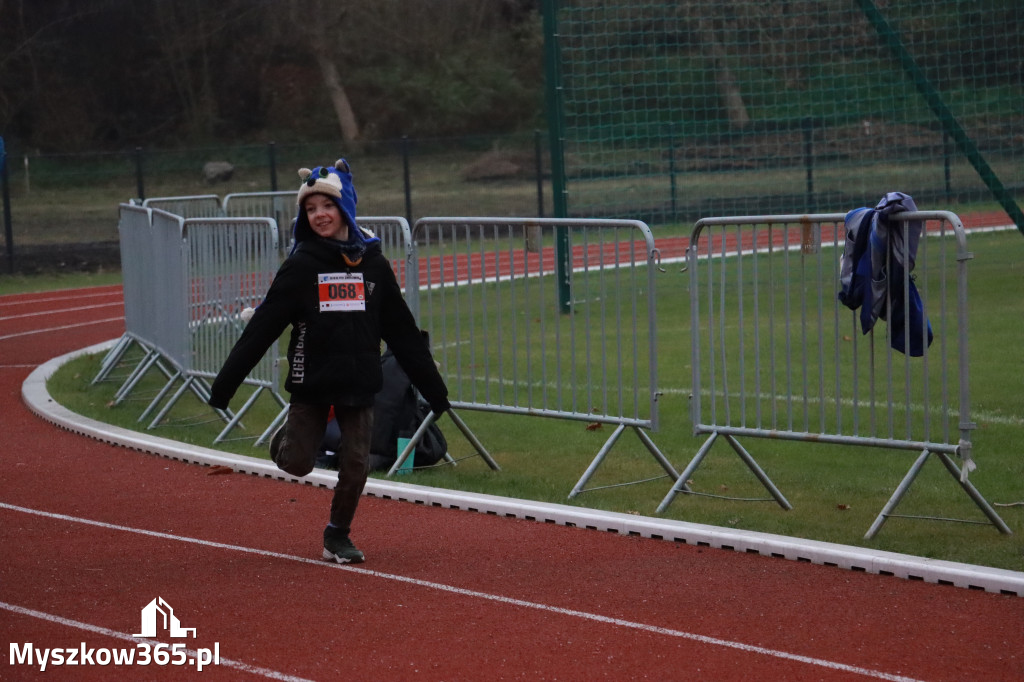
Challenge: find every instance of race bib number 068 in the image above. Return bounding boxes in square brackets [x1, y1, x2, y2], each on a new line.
[318, 272, 366, 312]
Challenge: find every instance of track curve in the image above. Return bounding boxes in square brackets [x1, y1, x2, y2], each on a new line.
[2, 284, 1022, 682]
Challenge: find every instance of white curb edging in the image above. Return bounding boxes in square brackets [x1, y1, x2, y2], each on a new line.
[22, 339, 1024, 597]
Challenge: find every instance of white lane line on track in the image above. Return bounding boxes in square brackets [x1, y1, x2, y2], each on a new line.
[0, 288, 122, 306]
[0, 317, 123, 341]
[0, 302, 123, 321]
[0, 502, 925, 682]
[0, 601, 314, 682]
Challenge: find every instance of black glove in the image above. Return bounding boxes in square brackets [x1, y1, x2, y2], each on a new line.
[428, 395, 451, 416]
[208, 394, 229, 411]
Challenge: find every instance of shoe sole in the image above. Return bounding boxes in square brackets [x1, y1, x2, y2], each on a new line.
[322, 548, 365, 564]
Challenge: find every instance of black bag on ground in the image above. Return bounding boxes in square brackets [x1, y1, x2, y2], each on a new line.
[316, 349, 447, 471]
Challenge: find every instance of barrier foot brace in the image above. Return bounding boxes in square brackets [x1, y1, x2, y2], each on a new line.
[722, 433, 792, 511]
[656, 431, 792, 513]
[657, 432, 717, 513]
[256, 403, 289, 447]
[568, 425, 678, 499]
[865, 449, 1012, 539]
[138, 369, 183, 424]
[446, 408, 500, 471]
[91, 335, 134, 385]
[211, 386, 267, 443]
[112, 347, 161, 404]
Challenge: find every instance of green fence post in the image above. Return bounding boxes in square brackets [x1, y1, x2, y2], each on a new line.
[668, 127, 677, 221]
[542, 0, 571, 313]
[402, 135, 412, 225]
[534, 129, 545, 218]
[943, 133, 953, 203]
[802, 117, 816, 214]
[134, 147, 145, 202]
[268, 141, 278, 191]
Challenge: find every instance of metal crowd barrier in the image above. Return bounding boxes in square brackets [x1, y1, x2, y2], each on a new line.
[408, 217, 676, 492]
[142, 192, 417, 287]
[108, 191, 430, 447]
[149, 217, 284, 443]
[95, 204, 283, 443]
[657, 212, 1010, 538]
[223, 190, 293, 221]
[97, 197, 1012, 537]
[142, 195, 223, 218]
[93, 204, 166, 391]
[129, 208, 218, 429]
[96, 207, 190, 406]
[223, 191, 295, 257]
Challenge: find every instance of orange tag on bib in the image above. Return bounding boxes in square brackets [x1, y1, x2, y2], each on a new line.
[318, 272, 366, 311]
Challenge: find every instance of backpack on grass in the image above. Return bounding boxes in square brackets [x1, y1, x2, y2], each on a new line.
[315, 349, 447, 471]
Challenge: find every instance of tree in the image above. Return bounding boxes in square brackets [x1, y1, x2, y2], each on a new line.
[0, 0, 544, 149]
[284, 0, 360, 142]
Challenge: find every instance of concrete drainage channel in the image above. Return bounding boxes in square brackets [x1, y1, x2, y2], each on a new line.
[23, 340, 1024, 597]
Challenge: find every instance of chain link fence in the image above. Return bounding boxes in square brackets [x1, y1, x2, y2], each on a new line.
[4, 1, 1023, 273]
[0, 132, 552, 273]
[541, 0, 1023, 231]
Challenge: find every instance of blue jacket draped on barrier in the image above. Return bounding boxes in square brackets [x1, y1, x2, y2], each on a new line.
[838, 192, 933, 357]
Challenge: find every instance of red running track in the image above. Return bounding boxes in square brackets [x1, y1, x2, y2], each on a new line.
[2, 276, 1023, 681]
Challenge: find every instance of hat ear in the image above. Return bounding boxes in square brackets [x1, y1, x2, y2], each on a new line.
[298, 168, 312, 181]
[334, 158, 350, 173]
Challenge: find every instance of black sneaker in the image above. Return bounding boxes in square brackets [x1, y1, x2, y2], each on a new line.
[323, 532, 365, 564]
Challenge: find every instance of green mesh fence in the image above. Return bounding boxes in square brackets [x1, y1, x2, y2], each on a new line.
[543, 0, 1024, 231]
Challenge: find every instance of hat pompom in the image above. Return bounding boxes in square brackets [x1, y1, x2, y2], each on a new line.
[298, 168, 312, 182]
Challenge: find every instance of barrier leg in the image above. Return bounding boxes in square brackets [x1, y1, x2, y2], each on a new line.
[569, 423, 627, 498]
[113, 348, 161, 404]
[92, 336, 133, 384]
[146, 376, 196, 429]
[866, 449, 929, 539]
[445, 408, 500, 471]
[634, 425, 680, 480]
[386, 410, 438, 477]
[867, 450, 1011, 539]
[254, 403, 289, 448]
[189, 377, 214, 405]
[934, 452, 1011, 535]
[656, 432, 718, 513]
[722, 434, 792, 510]
[138, 369, 183, 423]
[212, 386, 264, 443]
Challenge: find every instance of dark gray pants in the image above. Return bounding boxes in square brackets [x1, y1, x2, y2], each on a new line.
[273, 402, 373, 535]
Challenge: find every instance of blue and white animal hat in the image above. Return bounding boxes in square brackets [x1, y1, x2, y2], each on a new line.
[294, 158, 359, 243]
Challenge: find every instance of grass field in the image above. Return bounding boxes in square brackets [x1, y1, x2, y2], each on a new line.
[32, 227, 1024, 572]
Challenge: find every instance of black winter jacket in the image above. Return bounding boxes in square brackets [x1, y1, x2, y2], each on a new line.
[208, 236, 447, 410]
